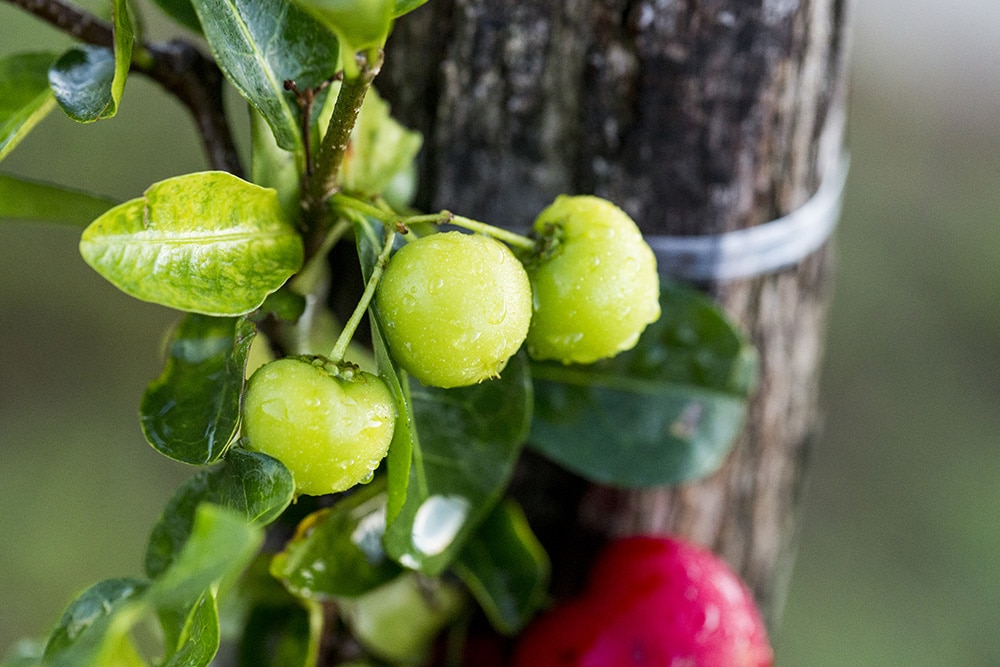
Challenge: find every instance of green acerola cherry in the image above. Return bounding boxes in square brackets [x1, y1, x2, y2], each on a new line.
[525, 195, 660, 364]
[375, 231, 533, 389]
[242, 357, 395, 496]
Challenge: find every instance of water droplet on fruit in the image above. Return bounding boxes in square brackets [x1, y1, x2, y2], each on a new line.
[402, 293, 417, 310]
[359, 470, 375, 484]
[487, 300, 507, 325]
[412, 495, 470, 556]
[261, 397, 289, 420]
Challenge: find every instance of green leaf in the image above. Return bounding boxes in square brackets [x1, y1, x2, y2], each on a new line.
[0, 52, 57, 162]
[149, 504, 264, 609]
[79, 171, 303, 316]
[382, 352, 533, 576]
[354, 218, 414, 524]
[393, 0, 429, 17]
[191, 0, 339, 152]
[42, 578, 148, 667]
[529, 279, 758, 487]
[146, 449, 294, 578]
[292, 0, 394, 50]
[0, 173, 116, 226]
[48, 0, 132, 122]
[159, 592, 220, 667]
[144, 505, 261, 664]
[339, 87, 422, 198]
[453, 501, 549, 635]
[48, 46, 115, 122]
[250, 106, 300, 221]
[140, 314, 256, 465]
[373, 316, 414, 524]
[148, 0, 202, 32]
[271, 483, 401, 600]
[41, 507, 260, 667]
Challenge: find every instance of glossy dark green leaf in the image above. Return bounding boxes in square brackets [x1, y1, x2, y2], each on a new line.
[382, 352, 533, 576]
[148, 0, 201, 32]
[191, 0, 339, 152]
[0, 173, 116, 226]
[160, 592, 220, 667]
[0, 52, 57, 161]
[42, 578, 148, 667]
[79, 171, 303, 316]
[272, 483, 401, 599]
[529, 279, 758, 487]
[146, 449, 294, 578]
[140, 314, 255, 465]
[149, 504, 264, 609]
[393, 0, 429, 17]
[48, 0, 132, 122]
[354, 218, 414, 523]
[454, 501, 549, 635]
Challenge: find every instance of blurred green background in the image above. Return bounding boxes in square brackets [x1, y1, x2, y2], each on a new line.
[2, 1, 998, 664]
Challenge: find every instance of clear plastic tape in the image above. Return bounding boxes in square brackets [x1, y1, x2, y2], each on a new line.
[646, 154, 850, 282]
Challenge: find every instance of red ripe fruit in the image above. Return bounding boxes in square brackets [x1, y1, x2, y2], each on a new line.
[513, 535, 773, 667]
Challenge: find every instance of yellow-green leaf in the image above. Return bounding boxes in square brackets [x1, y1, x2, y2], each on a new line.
[79, 171, 303, 316]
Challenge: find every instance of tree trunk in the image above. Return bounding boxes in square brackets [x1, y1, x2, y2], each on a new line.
[381, 0, 850, 625]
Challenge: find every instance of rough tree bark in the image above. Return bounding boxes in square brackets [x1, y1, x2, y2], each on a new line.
[381, 0, 850, 626]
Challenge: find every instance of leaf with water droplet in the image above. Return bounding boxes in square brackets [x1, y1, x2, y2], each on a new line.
[42, 579, 147, 666]
[381, 351, 532, 576]
[271, 482, 401, 599]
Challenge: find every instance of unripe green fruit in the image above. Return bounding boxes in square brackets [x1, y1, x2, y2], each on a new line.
[375, 232, 533, 388]
[525, 195, 660, 364]
[340, 573, 466, 664]
[242, 357, 395, 496]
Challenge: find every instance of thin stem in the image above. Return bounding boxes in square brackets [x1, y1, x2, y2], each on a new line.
[333, 193, 538, 250]
[449, 213, 537, 250]
[328, 229, 396, 363]
[292, 217, 352, 294]
[331, 193, 393, 222]
[5, 0, 244, 176]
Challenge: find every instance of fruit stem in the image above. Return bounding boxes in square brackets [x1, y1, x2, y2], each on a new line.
[331, 193, 538, 251]
[447, 213, 536, 251]
[328, 228, 396, 364]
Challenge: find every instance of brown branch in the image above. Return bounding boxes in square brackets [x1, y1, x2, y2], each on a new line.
[5, 0, 244, 177]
